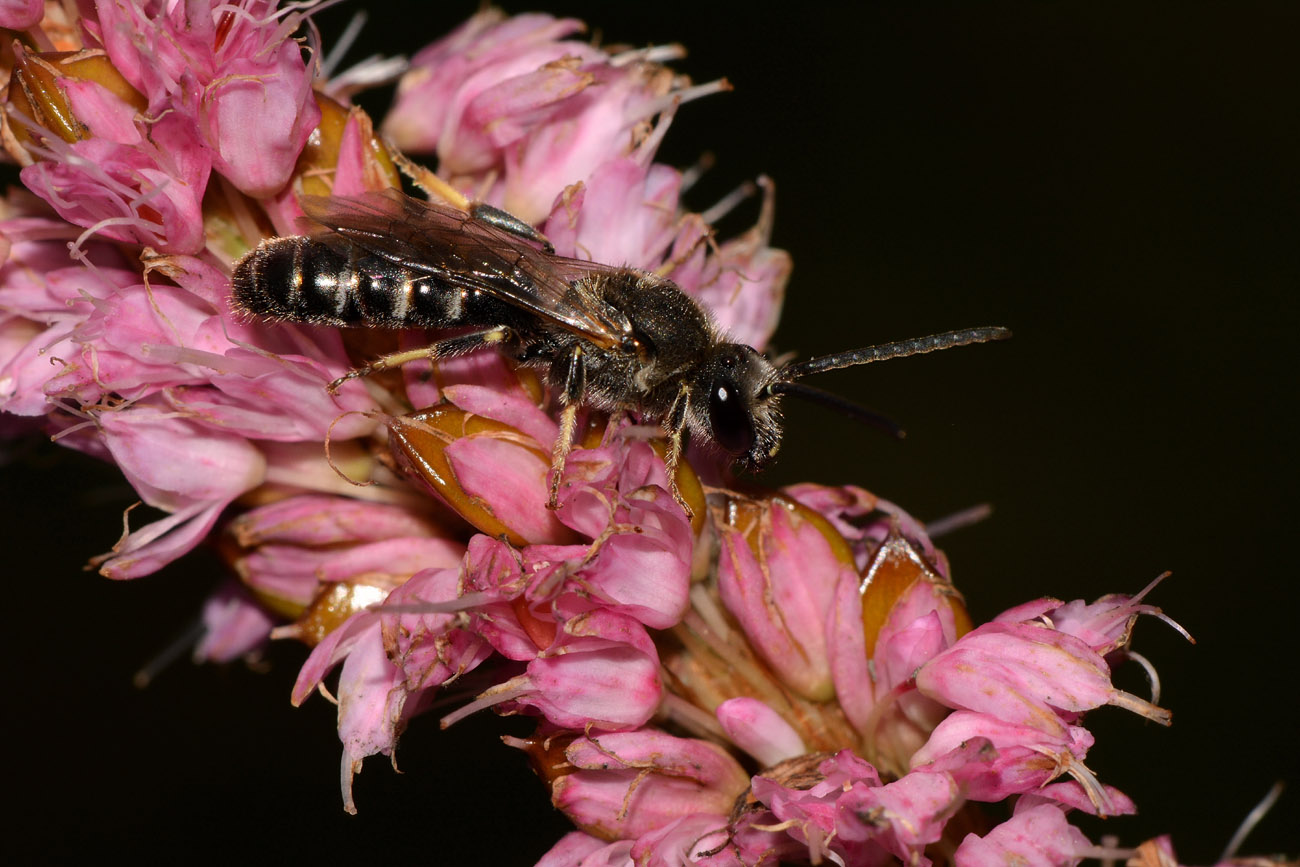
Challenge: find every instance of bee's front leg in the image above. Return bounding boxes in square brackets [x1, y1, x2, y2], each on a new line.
[547, 345, 586, 510]
[662, 384, 694, 520]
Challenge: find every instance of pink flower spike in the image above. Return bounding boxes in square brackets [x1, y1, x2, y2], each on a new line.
[715, 697, 807, 768]
[551, 730, 749, 839]
[953, 803, 1094, 867]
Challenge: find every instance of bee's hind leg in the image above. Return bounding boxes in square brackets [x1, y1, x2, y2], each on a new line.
[328, 326, 514, 393]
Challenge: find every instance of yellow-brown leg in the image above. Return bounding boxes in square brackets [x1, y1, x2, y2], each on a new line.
[328, 326, 513, 393]
[663, 385, 694, 520]
[547, 345, 587, 509]
[547, 401, 580, 510]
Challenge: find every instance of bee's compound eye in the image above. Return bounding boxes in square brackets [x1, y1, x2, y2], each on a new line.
[709, 380, 755, 457]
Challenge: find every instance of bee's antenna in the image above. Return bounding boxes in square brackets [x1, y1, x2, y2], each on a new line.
[780, 326, 1012, 380]
[768, 381, 906, 439]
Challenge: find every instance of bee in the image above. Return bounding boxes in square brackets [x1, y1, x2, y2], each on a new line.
[232, 188, 1009, 514]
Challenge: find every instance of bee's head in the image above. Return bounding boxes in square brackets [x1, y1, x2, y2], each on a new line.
[692, 344, 784, 471]
[685, 327, 1012, 476]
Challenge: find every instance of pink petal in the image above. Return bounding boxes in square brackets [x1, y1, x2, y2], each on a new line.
[715, 697, 807, 767]
[953, 804, 1093, 867]
[513, 610, 663, 729]
[336, 625, 407, 814]
[535, 831, 609, 867]
[194, 581, 275, 663]
[228, 495, 440, 547]
[200, 41, 320, 197]
[0, 0, 43, 29]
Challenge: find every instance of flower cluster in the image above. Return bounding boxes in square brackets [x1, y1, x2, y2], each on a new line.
[0, 3, 1235, 865]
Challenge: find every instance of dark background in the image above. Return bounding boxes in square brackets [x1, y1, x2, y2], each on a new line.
[8, 2, 1296, 863]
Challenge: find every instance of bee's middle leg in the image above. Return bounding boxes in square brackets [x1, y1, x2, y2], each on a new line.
[328, 327, 514, 393]
[547, 346, 586, 510]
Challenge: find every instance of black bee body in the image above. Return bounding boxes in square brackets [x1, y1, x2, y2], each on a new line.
[232, 188, 1009, 513]
[233, 226, 753, 452]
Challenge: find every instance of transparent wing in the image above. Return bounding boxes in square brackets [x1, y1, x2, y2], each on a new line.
[299, 189, 632, 348]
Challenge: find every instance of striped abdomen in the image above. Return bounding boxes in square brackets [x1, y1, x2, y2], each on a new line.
[232, 236, 497, 328]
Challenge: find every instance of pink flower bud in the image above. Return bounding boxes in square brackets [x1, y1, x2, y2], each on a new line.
[387, 404, 573, 547]
[714, 494, 857, 701]
[89, 406, 265, 578]
[508, 609, 664, 730]
[551, 729, 749, 839]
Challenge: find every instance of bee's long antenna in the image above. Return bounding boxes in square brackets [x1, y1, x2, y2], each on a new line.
[780, 326, 1012, 380]
[768, 381, 906, 439]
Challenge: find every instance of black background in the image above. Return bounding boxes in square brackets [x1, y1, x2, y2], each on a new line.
[8, 2, 1296, 863]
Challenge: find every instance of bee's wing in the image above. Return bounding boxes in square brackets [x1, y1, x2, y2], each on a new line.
[300, 190, 631, 349]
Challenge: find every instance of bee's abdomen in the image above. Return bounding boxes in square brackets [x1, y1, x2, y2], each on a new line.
[232, 236, 480, 328]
